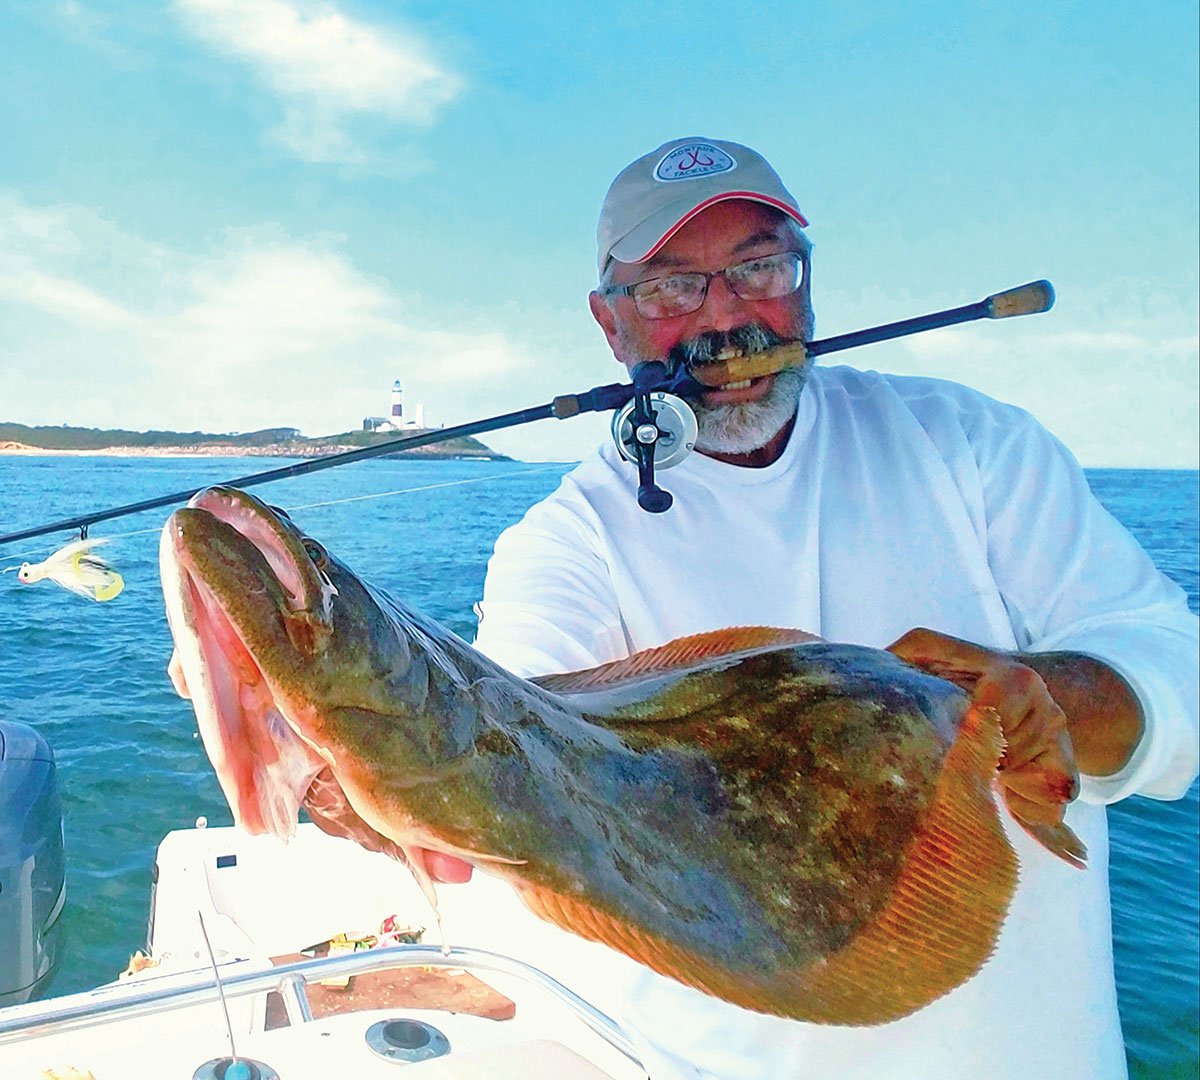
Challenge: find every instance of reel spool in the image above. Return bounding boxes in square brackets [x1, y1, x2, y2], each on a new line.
[610, 391, 698, 514]
[610, 392, 697, 470]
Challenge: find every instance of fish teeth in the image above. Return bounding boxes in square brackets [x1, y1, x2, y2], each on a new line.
[720, 379, 752, 390]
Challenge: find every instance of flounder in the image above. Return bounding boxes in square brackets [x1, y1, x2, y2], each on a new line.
[160, 486, 1081, 1025]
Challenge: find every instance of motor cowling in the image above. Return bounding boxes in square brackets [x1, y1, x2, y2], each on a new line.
[0, 720, 66, 1005]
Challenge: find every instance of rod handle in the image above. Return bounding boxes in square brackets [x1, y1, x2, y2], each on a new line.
[985, 280, 1055, 319]
[689, 342, 809, 387]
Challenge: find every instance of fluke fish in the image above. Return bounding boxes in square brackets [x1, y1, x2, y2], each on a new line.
[160, 486, 1082, 1025]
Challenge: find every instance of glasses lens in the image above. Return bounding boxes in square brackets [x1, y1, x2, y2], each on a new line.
[632, 273, 707, 319]
[726, 252, 803, 301]
[625, 252, 804, 319]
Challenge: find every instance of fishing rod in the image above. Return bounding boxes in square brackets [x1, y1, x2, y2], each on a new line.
[0, 279, 1054, 546]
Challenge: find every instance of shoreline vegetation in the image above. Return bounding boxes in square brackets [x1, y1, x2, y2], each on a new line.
[0, 423, 508, 461]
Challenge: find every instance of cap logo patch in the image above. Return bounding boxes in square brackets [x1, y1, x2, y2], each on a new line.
[654, 143, 736, 182]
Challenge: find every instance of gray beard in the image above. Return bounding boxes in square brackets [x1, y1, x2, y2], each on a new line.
[691, 362, 810, 454]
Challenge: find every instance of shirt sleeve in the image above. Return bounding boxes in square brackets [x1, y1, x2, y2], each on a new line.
[472, 487, 630, 679]
[969, 403, 1199, 804]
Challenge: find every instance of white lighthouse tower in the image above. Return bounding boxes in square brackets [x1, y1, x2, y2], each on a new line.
[390, 380, 404, 426]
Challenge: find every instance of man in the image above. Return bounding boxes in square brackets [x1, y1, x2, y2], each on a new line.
[470, 137, 1199, 1079]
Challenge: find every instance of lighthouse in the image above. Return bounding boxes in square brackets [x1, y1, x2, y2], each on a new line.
[390, 380, 403, 425]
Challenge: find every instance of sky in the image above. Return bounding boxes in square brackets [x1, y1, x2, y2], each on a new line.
[0, 1, 1196, 466]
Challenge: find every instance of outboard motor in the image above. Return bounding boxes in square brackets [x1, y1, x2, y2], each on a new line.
[0, 720, 66, 1006]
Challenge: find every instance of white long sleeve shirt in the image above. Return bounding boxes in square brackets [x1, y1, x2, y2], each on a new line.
[473, 364, 1199, 1080]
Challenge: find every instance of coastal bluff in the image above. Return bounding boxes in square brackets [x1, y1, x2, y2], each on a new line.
[0, 423, 508, 461]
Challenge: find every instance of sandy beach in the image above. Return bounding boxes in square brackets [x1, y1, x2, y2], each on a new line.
[0, 441, 502, 460]
[0, 441, 257, 457]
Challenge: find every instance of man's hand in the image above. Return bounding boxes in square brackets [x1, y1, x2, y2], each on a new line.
[888, 627, 1086, 868]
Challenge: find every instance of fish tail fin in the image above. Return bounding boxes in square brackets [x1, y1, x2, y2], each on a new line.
[766, 702, 1019, 1024]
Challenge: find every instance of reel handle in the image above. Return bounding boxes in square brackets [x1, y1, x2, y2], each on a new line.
[637, 476, 673, 513]
[610, 385, 698, 513]
[630, 390, 673, 514]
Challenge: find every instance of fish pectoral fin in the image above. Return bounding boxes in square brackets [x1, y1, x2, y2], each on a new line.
[402, 842, 528, 908]
[422, 836, 527, 867]
[402, 845, 442, 913]
[533, 626, 821, 694]
[465, 851, 527, 866]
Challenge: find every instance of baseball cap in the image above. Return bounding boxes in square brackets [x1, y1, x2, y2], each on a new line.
[596, 137, 809, 276]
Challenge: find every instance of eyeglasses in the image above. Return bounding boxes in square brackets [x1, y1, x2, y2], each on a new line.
[601, 251, 806, 320]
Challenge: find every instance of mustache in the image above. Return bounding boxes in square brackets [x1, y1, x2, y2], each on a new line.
[669, 325, 789, 371]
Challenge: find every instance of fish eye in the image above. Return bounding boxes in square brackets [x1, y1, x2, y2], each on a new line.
[301, 538, 328, 569]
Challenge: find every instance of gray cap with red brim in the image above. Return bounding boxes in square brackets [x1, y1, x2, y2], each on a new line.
[596, 137, 809, 276]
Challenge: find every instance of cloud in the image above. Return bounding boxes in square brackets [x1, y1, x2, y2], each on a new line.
[901, 327, 1196, 362]
[1027, 329, 1197, 357]
[172, 0, 462, 161]
[0, 198, 530, 439]
[888, 325, 1199, 467]
[0, 270, 143, 328]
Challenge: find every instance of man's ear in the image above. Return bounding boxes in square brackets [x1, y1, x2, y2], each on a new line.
[588, 291, 621, 354]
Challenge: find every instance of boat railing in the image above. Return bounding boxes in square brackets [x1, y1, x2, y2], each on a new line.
[0, 944, 642, 1066]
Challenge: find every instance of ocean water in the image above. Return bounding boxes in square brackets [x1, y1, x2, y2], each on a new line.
[0, 457, 1196, 1078]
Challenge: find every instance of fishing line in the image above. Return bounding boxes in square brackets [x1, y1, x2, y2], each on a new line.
[281, 461, 573, 514]
[2, 464, 574, 577]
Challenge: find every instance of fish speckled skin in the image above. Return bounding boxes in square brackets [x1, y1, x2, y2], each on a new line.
[161, 487, 1028, 1024]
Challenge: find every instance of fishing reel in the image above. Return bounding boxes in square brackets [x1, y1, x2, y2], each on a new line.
[610, 362, 698, 514]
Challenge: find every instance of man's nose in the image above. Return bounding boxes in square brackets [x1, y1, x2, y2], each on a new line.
[694, 272, 753, 333]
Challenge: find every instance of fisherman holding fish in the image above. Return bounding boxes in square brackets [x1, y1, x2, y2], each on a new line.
[467, 139, 1200, 1079]
[158, 137, 1198, 1080]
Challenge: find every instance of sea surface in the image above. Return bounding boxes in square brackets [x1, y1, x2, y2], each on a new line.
[0, 457, 1196, 1078]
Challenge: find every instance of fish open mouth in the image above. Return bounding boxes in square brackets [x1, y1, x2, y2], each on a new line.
[161, 488, 503, 895]
[160, 489, 329, 841]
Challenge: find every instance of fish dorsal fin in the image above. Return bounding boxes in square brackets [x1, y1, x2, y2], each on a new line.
[532, 626, 820, 695]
